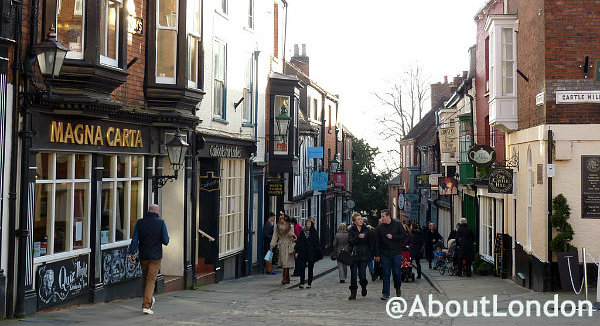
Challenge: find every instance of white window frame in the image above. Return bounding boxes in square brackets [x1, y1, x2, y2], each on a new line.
[187, 0, 201, 88]
[57, 0, 86, 60]
[156, 0, 179, 84]
[248, 0, 254, 29]
[220, 0, 228, 15]
[100, 155, 144, 248]
[99, 0, 122, 67]
[218, 159, 245, 257]
[242, 54, 252, 123]
[526, 148, 532, 250]
[213, 39, 226, 118]
[34, 153, 92, 262]
[501, 27, 514, 95]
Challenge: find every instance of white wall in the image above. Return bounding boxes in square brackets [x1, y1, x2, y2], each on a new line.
[160, 157, 184, 276]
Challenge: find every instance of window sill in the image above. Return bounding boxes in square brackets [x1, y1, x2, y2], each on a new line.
[215, 9, 229, 20]
[101, 240, 132, 251]
[242, 122, 254, 127]
[484, 92, 490, 97]
[213, 117, 229, 125]
[33, 248, 92, 265]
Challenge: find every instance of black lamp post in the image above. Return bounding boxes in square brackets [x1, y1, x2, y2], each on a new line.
[32, 27, 68, 78]
[153, 131, 189, 191]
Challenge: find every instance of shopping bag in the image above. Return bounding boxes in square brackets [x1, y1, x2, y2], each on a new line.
[337, 245, 354, 266]
[264, 250, 274, 262]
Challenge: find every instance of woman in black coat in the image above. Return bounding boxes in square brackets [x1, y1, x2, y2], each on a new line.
[456, 218, 475, 277]
[410, 222, 424, 279]
[294, 218, 322, 288]
[347, 212, 371, 300]
[424, 222, 442, 269]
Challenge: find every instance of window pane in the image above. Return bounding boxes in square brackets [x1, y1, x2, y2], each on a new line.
[188, 36, 198, 84]
[131, 156, 143, 178]
[56, 153, 69, 179]
[213, 81, 223, 116]
[158, 0, 178, 27]
[73, 182, 88, 250]
[57, 0, 84, 57]
[157, 30, 177, 79]
[74, 154, 89, 179]
[116, 181, 125, 241]
[54, 183, 70, 254]
[129, 181, 140, 238]
[189, 0, 201, 34]
[100, 0, 120, 61]
[117, 155, 126, 178]
[213, 42, 225, 80]
[34, 184, 51, 258]
[36, 153, 51, 180]
[101, 182, 114, 244]
[103, 155, 112, 179]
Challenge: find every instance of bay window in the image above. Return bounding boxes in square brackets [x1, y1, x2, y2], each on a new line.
[213, 40, 226, 118]
[56, 0, 85, 59]
[156, 0, 178, 84]
[99, 0, 122, 67]
[34, 153, 91, 259]
[187, 0, 201, 88]
[101, 155, 144, 245]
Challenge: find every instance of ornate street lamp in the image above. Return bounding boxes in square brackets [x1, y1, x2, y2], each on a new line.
[275, 101, 291, 138]
[330, 157, 340, 173]
[153, 131, 189, 191]
[32, 27, 68, 78]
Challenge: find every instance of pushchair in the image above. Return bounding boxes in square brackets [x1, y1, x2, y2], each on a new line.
[439, 239, 457, 275]
[401, 249, 415, 282]
[432, 240, 446, 271]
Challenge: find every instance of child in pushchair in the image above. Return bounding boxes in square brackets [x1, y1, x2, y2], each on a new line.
[432, 240, 446, 270]
[439, 238, 457, 275]
[401, 249, 415, 282]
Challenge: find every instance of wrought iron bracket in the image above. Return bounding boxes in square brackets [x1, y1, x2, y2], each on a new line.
[494, 152, 519, 170]
[152, 170, 179, 192]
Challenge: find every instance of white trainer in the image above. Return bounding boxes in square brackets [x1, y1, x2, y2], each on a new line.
[151, 296, 155, 309]
[142, 308, 154, 315]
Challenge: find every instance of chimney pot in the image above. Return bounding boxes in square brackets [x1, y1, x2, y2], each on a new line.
[302, 44, 306, 56]
[444, 76, 448, 84]
[294, 44, 299, 56]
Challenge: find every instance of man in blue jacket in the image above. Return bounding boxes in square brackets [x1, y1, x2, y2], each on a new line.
[128, 204, 170, 315]
[374, 209, 406, 300]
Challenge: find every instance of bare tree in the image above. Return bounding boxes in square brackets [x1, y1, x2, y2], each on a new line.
[373, 63, 430, 172]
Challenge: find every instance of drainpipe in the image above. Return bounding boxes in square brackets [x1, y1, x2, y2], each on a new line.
[547, 129, 553, 290]
[282, 1, 288, 64]
[6, 0, 24, 318]
[248, 50, 260, 274]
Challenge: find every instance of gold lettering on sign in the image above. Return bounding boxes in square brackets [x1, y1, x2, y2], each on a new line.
[114, 128, 122, 146]
[122, 129, 130, 147]
[74, 124, 84, 144]
[95, 126, 104, 146]
[135, 131, 143, 148]
[64, 123, 75, 143]
[50, 121, 64, 143]
[106, 127, 115, 146]
[85, 125, 94, 145]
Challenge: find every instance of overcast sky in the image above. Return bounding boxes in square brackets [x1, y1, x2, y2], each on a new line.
[286, 0, 487, 172]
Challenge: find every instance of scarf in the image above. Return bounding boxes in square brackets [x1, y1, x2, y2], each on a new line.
[302, 226, 311, 239]
[276, 222, 291, 237]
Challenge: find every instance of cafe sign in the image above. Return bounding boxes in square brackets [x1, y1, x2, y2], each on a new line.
[199, 172, 220, 192]
[50, 120, 143, 148]
[488, 168, 513, 194]
[467, 144, 496, 167]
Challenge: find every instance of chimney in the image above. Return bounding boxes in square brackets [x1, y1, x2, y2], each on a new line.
[444, 76, 448, 84]
[463, 71, 468, 78]
[291, 44, 310, 76]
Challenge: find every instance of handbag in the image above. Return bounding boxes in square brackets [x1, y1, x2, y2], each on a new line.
[337, 244, 355, 266]
[264, 250, 274, 262]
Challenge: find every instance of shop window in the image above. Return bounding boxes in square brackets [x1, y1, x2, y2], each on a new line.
[99, 0, 122, 67]
[156, 0, 178, 84]
[213, 40, 226, 118]
[56, 0, 85, 59]
[187, 0, 201, 88]
[34, 153, 91, 259]
[101, 155, 144, 245]
[219, 159, 245, 257]
[242, 55, 252, 123]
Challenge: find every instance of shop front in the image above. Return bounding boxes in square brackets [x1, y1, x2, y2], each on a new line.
[196, 134, 255, 282]
[17, 102, 197, 314]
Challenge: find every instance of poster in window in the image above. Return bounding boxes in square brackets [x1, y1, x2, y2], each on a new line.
[273, 95, 290, 155]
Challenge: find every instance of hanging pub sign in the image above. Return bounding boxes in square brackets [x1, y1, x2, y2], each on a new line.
[312, 172, 328, 191]
[581, 155, 600, 218]
[267, 176, 284, 196]
[416, 174, 430, 188]
[102, 246, 142, 286]
[307, 147, 324, 159]
[439, 126, 457, 153]
[467, 144, 496, 167]
[398, 193, 405, 210]
[199, 172, 220, 192]
[37, 255, 89, 309]
[333, 173, 346, 187]
[438, 177, 458, 195]
[488, 168, 513, 194]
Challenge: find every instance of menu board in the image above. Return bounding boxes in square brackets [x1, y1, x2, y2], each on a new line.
[582, 155, 600, 218]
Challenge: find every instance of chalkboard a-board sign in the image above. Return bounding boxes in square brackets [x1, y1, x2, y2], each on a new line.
[37, 255, 89, 309]
[582, 155, 600, 218]
[102, 246, 142, 286]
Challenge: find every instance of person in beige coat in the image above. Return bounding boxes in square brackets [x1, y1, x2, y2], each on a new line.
[332, 223, 349, 283]
[270, 215, 296, 284]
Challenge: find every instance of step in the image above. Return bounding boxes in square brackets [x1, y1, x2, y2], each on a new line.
[195, 272, 216, 286]
[162, 275, 185, 293]
[196, 258, 214, 274]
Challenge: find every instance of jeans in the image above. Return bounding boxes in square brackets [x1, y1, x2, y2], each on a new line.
[141, 260, 161, 309]
[367, 259, 374, 274]
[297, 260, 315, 285]
[350, 261, 368, 287]
[381, 255, 402, 297]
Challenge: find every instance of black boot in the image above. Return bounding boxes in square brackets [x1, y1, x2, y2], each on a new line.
[360, 280, 368, 297]
[348, 286, 357, 300]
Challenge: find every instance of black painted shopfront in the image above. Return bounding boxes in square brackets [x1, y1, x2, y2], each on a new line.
[17, 100, 198, 313]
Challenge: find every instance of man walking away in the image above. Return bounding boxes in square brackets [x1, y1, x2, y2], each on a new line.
[128, 204, 170, 315]
[456, 218, 475, 277]
[263, 212, 276, 275]
[374, 209, 406, 300]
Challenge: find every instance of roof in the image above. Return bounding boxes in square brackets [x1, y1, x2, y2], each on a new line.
[403, 108, 437, 142]
[388, 174, 402, 185]
[284, 62, 339, 101]
[298, 110, 318, 133]
[270, 71, 300, 81]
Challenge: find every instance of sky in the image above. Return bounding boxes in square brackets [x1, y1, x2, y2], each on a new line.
[285, 0, 487, 172]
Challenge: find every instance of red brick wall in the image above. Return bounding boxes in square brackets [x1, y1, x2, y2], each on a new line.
[273, 3, 278, 59]
[111, 0, 145, 107]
